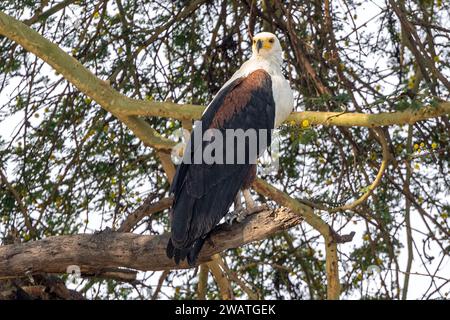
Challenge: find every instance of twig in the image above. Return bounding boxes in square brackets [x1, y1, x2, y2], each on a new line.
[328, 128, 390, 213]
[118, 197, 173, 232]
[0, 168, 36, 237]
[151, 270, 169, 300]
[402, 124, 414, 300]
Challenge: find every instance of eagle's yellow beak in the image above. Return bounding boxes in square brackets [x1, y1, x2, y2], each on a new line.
[256, 39, 263, 53]
[254, 38, 274, 53]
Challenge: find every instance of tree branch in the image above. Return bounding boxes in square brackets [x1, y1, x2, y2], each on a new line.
[118, 197, 173, 233]
[207, 254, 233, 300]
[1, 8, 447, 301]
[196, 264, 209, 300]
[0, 207, 302, 278]
[253, 179, 341, 300]
[0, 168, 36, 237]
[0, 10, 175, 151]
[0, 10, 448, 145]
[23, 0, 77, 26]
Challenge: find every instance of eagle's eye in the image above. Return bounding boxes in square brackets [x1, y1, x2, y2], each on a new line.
[269, 38, 274, 43]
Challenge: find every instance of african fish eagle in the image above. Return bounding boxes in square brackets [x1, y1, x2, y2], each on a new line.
[166, 32, 294, 266]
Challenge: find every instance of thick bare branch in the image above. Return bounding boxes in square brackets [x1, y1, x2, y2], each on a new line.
[0, 207, 302, 278]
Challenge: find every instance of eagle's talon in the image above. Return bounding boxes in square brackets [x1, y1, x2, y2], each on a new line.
[235, 210, 248, 223]
[227, 204, 268, 224]
[225, 214, 235, 225]
[225, 212, 235, 224]
[225, 208, 247, 224]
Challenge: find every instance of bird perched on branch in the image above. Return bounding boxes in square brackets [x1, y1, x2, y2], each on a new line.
[167, 32, 294, 266]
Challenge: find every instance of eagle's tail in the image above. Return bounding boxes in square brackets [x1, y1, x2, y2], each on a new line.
[166, 166, 252, 266]
[166, 236, 206, 266]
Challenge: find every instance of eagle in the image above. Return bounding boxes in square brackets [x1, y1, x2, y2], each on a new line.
[166, 32, 294, 266]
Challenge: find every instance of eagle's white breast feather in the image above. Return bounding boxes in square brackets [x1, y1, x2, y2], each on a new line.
[205, 41, 294, 128]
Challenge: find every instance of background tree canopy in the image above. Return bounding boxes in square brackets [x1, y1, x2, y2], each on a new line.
[0, 0, 449, 300]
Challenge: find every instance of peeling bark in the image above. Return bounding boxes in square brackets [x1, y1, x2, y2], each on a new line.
[0, 208, 302, 278]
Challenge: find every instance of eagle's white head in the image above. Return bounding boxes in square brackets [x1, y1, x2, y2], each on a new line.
[251, 32, 282, 60]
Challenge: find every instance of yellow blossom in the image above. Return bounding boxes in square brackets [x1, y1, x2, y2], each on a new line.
[408, 76, 416, 89]
[302, 119, 310, 128]
[431, 142, 437, 149]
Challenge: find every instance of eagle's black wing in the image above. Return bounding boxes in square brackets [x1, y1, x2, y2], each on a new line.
[167, 69, 275, 266]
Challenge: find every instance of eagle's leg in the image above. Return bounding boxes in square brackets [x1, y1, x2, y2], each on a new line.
[243, 189, 255, 208]
[226, 189, 269, 224]
[242, 189, 269, 216]
[228, 189, 268, 223]
[225, 192, 245, 224]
